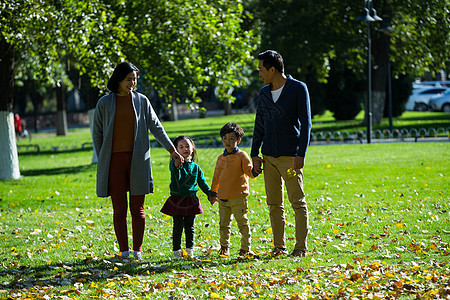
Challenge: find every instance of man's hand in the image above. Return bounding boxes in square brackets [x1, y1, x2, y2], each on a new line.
[293, 156, 305, 170]
[252, 156, 264, 174]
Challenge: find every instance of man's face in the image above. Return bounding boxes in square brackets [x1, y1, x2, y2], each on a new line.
[258, 60, 274, 85]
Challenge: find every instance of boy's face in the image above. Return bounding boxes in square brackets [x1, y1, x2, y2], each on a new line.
[222, 132, 240, 153]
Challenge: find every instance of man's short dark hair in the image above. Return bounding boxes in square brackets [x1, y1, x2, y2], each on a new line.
[257, 50, 284, 73]
[220, 122, 244, 139]
[107, 62, 140, 93]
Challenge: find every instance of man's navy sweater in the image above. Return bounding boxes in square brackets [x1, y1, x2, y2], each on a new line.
[251, 75, 312, 158]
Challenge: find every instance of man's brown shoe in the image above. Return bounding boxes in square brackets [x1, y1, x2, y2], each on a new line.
[290, 249, 307, 257]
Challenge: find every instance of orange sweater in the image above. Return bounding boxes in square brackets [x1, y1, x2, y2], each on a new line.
[211, 149, 256, 199]
[112, 95, 135, 153]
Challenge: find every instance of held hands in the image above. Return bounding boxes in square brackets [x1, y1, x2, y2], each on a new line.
[293, 156, 305, 170]
[207, 190, 218, 205]
[252, 156, 264, 174]
[171, 150, 184, 168]
[208, 196, 218, 205]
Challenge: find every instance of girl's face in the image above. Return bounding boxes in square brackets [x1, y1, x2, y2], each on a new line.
[176, 138, 194, 160]
[117, 71, 138, 95]
[222, 132, 240, 153]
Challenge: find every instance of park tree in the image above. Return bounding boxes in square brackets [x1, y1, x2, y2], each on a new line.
[0, 0, 60, 179]
[0, 0, 127, 179]
[247, 0, 449, 122]
[114, 0, 258, 120]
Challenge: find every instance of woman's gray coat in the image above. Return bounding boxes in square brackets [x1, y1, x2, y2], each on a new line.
[93, 92, 174, 197]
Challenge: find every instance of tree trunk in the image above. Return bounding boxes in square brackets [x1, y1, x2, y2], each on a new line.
[86, 86, 100, 164]
[372, 28, 389, 124]
[199, 101, 206, 119]
[0, 38, 20, 179]
[88, 108, 98, 164]
[168, 89, 179, 121]
[56, 85, 68, 135]
[223, 100, 232, 115]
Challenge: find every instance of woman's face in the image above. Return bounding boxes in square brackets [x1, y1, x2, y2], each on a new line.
[176, 138, 194, 160]
[117, 71, 138, 95]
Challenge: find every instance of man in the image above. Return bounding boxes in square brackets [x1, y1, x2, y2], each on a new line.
[251, 50, 312, 257]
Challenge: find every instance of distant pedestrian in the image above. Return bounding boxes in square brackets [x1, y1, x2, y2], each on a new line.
[161, 136, 216, 258]
[251, 50, 312, 257]
[210, 122, 259, 257]
[93, 62, 184, 261]
[14, 113, 22, 135]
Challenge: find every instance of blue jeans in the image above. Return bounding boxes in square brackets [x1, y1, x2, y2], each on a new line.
[172, 215, 196, 251]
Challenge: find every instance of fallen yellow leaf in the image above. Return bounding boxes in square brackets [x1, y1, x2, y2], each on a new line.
[209, 292, 223, 299]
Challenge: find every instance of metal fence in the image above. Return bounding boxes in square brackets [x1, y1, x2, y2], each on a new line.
[310, 127, 450, 144]
[16, 127, 450, 153]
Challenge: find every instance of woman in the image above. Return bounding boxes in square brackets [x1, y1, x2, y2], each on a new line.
[93, 62, 183, 260]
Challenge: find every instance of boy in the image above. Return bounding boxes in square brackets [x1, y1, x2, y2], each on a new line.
[210, 122, 259, 256]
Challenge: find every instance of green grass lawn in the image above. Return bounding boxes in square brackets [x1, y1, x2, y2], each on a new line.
[2, 112, 450, 299]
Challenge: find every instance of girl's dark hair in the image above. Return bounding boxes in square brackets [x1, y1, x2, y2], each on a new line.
[257, 50, 284, 74]
[220, 122, 244, 139]
[173, 135, 198, 162]
[107, 62, 140, 93]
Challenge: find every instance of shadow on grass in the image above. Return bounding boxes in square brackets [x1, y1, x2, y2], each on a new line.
[0, 253, 275, 290]
[18, 148, 93, 156]
[21, 164, 96, 177]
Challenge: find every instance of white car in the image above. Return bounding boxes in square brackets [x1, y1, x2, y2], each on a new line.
[429, 89, 450, 112]
[405, 87, 447, 111]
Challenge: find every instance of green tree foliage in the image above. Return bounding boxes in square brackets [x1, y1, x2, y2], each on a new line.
[115, 0, 258, 106]
[325, 62, 365, 121]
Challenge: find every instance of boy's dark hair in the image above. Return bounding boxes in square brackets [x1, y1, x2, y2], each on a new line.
[220, 122, 244, 139]
[257, 50, 284, 74]
[107, 62, 140, 93]
[173, 135, 198, 162]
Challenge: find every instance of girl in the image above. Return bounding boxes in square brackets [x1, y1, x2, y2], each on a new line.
[160, 136, 215, 258]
